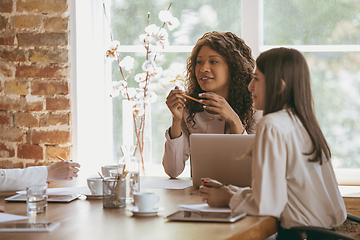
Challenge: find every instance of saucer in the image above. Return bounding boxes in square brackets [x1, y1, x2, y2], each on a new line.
[127, 206, 164, 217]
[85, 194, 103, 200]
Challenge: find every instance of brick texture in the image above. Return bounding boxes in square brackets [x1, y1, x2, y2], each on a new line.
[0, 0, 13, 13]
[0, 0, 72, 168]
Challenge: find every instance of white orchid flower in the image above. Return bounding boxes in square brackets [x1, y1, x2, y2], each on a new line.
[160, 66, 186, 87]
[134, 73, 147, 83]
[120, 56, 135, 71]
[139, 33, 150, 44]
[147, 82, 163, 92]
[110, 80, 127, 97]
[145, 91, 158, 103]
[156, 38, 169, 50]
[142, 60, 156, 72]
[121, 87, 137, 99]
[149, 66, 163, 79]
[167, 17, 179, 31]
[145, 24, 160, 36]
[158, 10, 173, 22]
[106, 40, 120, 60]
[156, 28, 169, 50]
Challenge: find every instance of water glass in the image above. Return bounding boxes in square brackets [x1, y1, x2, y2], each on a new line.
[127, 171, 140, 203]
[102, 177, 126, 208]
[26, 185, 47, 214]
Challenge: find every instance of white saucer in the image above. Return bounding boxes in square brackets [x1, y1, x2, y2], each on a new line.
[85, 194, 103, 199]
[127, 206, 164, 217]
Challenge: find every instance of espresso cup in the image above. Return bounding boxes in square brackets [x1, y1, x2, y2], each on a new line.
[87, 177, 103, 195]
[101, 164, 124, 178]
[133, 192, 159, 212]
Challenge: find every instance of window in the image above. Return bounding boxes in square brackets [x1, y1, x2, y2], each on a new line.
[72, 0, 360, 183]
[259, 0, 360, 185]
[107, 0, 244, 177]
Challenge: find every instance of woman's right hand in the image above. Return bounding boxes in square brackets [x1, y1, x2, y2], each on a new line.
[165, 86, 186, 121]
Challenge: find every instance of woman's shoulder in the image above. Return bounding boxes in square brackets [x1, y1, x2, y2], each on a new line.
[257, 109, 297, 133]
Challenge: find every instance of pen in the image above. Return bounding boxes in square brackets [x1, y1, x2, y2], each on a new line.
[190, 183, 227, 195]
[55, 155, 66, 161]
[180, 93, 204, 104]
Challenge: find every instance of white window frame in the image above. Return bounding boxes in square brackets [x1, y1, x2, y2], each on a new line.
[71, 0, 360, 184]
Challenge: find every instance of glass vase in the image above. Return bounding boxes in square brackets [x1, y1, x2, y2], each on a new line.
[118, 145, 140, 203]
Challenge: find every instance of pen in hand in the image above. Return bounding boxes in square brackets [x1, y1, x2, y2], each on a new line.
[180, 93, 204, 104]
[190, 183, 227, 195]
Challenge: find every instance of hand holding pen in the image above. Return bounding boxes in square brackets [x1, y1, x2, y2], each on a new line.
[195, 178, 235, 208]
[47, 158, 81, 181]
[190, 183, 227, 195]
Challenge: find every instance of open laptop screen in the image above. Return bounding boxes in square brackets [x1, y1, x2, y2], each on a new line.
[190, 134, 254, 188]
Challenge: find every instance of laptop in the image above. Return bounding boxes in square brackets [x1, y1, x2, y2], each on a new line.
[190, 134, 254, 188]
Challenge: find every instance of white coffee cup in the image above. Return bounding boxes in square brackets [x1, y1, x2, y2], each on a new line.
[87, 177, 103, 195]
[101, 164, 124, 178]
[133, 192, 159, 212]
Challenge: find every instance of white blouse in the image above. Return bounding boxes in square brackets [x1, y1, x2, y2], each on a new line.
[0, 166, 48, 191]
[229, 109, 346, 229]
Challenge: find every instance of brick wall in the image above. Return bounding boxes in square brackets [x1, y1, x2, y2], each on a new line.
[0, 0, 71, 168]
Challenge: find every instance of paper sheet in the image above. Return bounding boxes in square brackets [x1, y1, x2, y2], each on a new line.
[0, 213, 29, 223]
[141, 179, 192, 189]
[16, 186, 89, 195]
[179, 203, 231, 213]
[339, 186, 360, 197]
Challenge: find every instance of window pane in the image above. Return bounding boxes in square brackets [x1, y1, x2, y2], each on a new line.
[111, 52, 189, 163]
[263, 0, 360, 45]
[306, 52, 360, 168]
[111, 0, 242, 45]
[109, 0, 243, 173]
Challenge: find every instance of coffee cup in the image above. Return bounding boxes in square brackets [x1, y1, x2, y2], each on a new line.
[87, 177, 103, 195]
[133, 192, 159, 212]
[101, 164, 124, 178]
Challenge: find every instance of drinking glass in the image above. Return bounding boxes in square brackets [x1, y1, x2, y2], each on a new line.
[26, 185, 47, 214]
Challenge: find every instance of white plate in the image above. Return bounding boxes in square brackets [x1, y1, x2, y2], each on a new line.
[127, 206, 164, 217]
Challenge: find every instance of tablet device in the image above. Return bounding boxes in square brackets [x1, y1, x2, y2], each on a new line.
[0, 222, 60, 232]
[166, 210, 246, 223]
[5, 194, 79, 203]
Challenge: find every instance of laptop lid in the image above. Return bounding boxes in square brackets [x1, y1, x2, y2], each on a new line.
[190, 134, 254, 188]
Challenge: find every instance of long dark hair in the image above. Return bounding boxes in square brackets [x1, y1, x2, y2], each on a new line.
[185, 31, 255, 132]
[256, 47, 331, 164]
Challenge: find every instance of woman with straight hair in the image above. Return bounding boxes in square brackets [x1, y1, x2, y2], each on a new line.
[199, 48, 346, 239]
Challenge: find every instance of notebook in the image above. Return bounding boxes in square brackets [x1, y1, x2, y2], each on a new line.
[190, 134, 254, 188]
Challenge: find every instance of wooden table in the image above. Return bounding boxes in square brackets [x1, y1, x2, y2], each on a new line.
[343, 197, 360, 216]
[0, 178, 277, 240]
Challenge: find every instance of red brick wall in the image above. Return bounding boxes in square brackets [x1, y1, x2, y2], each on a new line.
[0, 0, 71, 168]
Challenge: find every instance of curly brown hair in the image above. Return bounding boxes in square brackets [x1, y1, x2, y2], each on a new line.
[185, 31, 255, 132]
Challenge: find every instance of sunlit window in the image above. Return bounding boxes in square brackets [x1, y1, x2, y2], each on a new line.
[261, 0, 360, 170]
[108, 0, 243, 176]
[72, 0, 360, 182]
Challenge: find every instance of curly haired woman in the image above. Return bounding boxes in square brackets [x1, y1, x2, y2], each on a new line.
[162, 31, 262, 178]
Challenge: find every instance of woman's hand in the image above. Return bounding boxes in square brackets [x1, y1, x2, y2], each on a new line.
[0, 205, 4, 212]
[199, 92, 244, 134]
[199, 178, 235, 208]
[47, 161, 81, 181]
[166, 86, 186, 138]
[166, 86, 186, 121]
